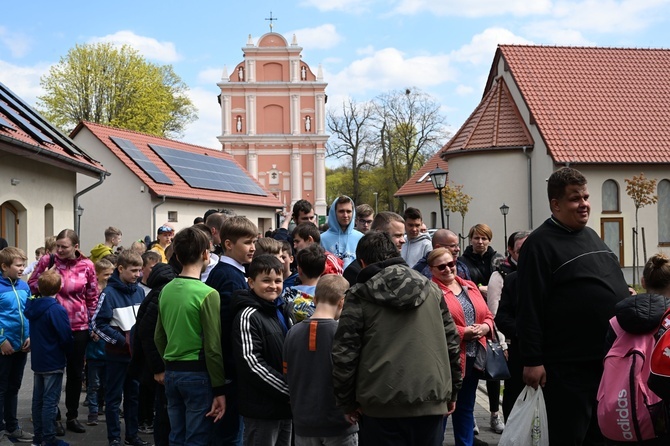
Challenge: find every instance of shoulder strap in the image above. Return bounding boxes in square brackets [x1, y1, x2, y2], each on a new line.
[48, 253, 55, 269]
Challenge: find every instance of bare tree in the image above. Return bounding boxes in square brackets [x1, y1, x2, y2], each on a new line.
[326, 99, 378, 204]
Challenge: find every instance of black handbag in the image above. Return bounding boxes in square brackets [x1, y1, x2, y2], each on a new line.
[484, 326, 511, 381]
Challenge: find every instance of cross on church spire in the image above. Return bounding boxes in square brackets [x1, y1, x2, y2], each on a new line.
[265, 12, 278, 31]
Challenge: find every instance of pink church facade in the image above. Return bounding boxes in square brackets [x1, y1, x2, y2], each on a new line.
[217, 32, 328, 217]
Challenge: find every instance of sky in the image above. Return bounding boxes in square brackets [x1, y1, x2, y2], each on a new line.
[2, 0, 670, 163]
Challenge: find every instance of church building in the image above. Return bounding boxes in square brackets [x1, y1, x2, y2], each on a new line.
[217, 31, 328, 217]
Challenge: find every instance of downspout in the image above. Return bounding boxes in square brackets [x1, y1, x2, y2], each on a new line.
[152, 196, 167, 237]
[73, 173, 108, 236]
[523, 147, 533, 229]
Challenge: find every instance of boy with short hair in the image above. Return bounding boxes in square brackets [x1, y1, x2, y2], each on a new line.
[231, 255, 293, 445]
[283, 244, 327, 321]
[292, 223, 343, 275]
[90, 227, 123, 263]
[279, 240, 298, 289]
[283, 274, 358, 445]
[154, 227, 225, 446]
[205, 216, 258, 445]
[92, 250, 148, 446]
[25, 270, 73, 446]
[138, 251, 161, 295]
[0, 247, 34, 443]
[85, 259, 115, 426]
[23, 246, 45, 278]
[401, 207, 432, 268]
[151, 224, 174, 263]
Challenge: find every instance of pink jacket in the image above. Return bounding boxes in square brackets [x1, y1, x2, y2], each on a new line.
[432, 275, 494, 377]
[28, 253, 99, 331]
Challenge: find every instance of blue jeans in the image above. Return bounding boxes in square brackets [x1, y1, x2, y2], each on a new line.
[105, 360, 139, 442]
[0, 351, 27, 432]
[448, 356, 478, 446]
[165, 370, 214, 446]
[86, 359, 105, 415]
[32, 371, 64, 445]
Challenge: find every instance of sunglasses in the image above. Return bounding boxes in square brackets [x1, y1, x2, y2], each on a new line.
[432, 261, 456, 271]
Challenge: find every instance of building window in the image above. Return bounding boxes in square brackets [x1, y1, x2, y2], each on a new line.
[168, 211, 178, 223]
[658, 180, 670, 244]
[602, 180, 619, 212]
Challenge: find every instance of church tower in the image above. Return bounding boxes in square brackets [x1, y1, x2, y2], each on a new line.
[217, 32, 328, 217]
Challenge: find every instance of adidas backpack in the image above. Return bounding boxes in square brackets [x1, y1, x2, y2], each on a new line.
[649, 309, 670, 400]
[597, 316, 667, 442]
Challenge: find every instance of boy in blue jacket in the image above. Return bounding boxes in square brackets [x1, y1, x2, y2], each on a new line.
[92, 250, 148, 446]
[25, 269, 73, 446]
[0, 247, 33, 443]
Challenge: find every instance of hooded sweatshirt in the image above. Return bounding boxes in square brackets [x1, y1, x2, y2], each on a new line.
[401, 232, 432, 268]
[332, 257, 463, 417]
[25, 296, 73, 372]
[0, 275, 30, 351]
[320, 196, 364, 268]
[89, 243, 114, 263]
[28, 252, 99, 332]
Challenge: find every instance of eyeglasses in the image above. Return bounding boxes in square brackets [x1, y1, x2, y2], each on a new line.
[431, 261, 456, 271]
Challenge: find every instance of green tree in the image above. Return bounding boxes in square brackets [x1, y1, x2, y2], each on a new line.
[442, 182, 472, 241]
[625, 173, 658, 285]
[38, 43, 196, 138]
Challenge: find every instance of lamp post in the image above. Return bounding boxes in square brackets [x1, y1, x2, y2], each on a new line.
[429, 165, 448, 229]
[445, 207, 450, 230]
[373, 192, 378, 214]
[76, 205, 84, 236]
[500, 203, 509, 251]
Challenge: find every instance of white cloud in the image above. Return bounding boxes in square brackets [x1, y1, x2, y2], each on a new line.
[300, 0, 375, 13]
[455, 85, 474, 96]
[450, 28, 533, 65]
[356, 45, 375, 56]
[285, 24, 343, 50]
[0, 60, 50, 105]
[0, 27, 32, 58]
[197, 67, 225, 85]
[88, 31, 180, 63]
[391, 0, 552, 17]
[551, 0, 670, 34]
[181, 87, 221, 149]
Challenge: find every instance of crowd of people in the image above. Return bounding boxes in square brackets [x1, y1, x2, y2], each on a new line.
[0, 166, 667, 446]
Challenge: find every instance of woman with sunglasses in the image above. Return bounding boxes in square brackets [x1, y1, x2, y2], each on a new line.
[428, 247, 493, 446]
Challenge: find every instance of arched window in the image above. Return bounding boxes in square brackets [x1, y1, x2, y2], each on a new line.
[602, 180, 620, 212]
[658, 180, 670, 244]
[1, 201, 18, 247]
[44, 204, 54, 238]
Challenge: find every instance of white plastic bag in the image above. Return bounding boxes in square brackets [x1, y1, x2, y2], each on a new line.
[498, 385, 549, 446]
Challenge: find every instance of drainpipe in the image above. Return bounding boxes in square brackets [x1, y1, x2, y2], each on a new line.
[152, 196, 167, 237]
[73, 173, 108, 236]
[522, 147, 533, 229]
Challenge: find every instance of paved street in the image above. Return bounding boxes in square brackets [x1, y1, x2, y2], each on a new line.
[11, 358, 500, 446]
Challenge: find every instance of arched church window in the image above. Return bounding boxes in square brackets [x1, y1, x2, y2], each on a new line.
[602, 179, 619, 212]
[658, 180, 670, 244]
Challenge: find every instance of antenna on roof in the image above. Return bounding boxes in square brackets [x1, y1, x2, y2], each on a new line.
[265, 12, 278, 31]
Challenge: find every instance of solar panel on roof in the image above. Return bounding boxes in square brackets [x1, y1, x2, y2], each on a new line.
[0, 100, 52, 143]
[149, 144, 267, 196]
[109, 136, 174, 185]
[0, 115, 12, 130]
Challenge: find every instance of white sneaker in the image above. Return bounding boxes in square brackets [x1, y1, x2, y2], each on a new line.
[490, 412, 505, 434]
[473, 418, 480, 435]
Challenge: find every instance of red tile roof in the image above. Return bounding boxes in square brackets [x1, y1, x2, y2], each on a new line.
[0, 82, 105, 176]
[74, 122, 284, 209]
[494, 45, 670, 164]
[394, 150, 448, 197]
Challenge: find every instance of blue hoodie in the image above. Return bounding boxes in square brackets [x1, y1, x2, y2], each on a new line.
[25, 296, 73, 372]
[320, 196, 364, 268]
[92, 270, 145, 362]
[0, 275, 30, 351]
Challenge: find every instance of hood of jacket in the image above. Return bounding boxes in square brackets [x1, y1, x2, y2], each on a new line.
[25, 296, 60, 321]
[146, 263, 176, 289]
[107, 269, 138, 295]
[353, 256, 432, 310]
[90, 243, 113, 259]
[614, 293, 670, 334]
[326, 195, 357, 235]
[406, 232, 431, 245]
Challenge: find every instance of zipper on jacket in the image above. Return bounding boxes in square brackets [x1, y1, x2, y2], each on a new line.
[10, 281, 25, 346]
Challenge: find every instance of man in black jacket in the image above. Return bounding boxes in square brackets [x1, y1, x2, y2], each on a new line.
[516, 167, 629, 445]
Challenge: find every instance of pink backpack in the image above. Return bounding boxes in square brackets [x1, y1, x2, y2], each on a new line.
[597, 316, 667, 442]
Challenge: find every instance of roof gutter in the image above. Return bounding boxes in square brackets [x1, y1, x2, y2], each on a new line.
[523, 146, 533, 229]
[73, 172, 108, 236]
[152, 195, 167, 237]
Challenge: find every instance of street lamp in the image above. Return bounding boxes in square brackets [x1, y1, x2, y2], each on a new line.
[76, 205, 84, 236]
[429, 165, 448, 228]
[445, 207, 450, 230]
[500, 203, 509, 251]
[373, 192, 378, 214]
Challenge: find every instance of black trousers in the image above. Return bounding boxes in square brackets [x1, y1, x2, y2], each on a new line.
[543, 361, 604, 446]
[65, 330, 89, 420]
[359, 414, 443, 446]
